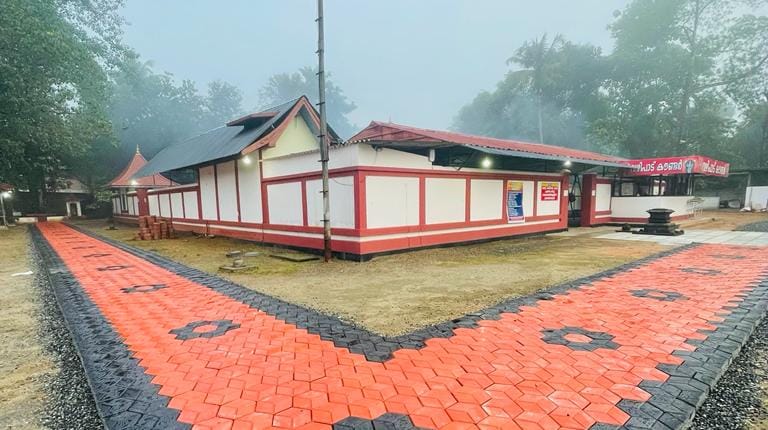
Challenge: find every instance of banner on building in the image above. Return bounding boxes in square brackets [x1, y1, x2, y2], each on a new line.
[506, 181, 525, 223]
[627, 156, 729, 177]
[540, 181, 560, 201]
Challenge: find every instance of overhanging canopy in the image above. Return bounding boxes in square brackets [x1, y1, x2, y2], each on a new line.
[349, 121, 630, 169]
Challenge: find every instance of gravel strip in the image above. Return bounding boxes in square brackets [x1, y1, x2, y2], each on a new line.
[29, 237, 102, 429]
[691, 316, 768, 430]
[735, 221, 768, 232]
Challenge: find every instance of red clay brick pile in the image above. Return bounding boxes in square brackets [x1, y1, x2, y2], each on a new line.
[135, 215, 175, 240]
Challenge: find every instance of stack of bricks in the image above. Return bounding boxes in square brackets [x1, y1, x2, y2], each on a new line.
[135, 215, 176, 240]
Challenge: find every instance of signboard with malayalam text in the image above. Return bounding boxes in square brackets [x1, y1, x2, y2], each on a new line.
[627, 156, 730, 177]
[506, 181, 525, 223]
[540, 181, 560, 202]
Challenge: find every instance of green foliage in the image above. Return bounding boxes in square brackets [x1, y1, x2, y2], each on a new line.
[0, 0, 123, 210]
[106, 53, 244, 170]
[259, 66, 357, 138]
[454, 36, 607, 151]
[455, 0, 768, 167]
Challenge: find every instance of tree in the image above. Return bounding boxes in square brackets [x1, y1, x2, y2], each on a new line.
[507, 34, 565, 143]
[0, 0, 124, 210]
[107, 54, 243, 167]
[203, 80, 244, 130]
[596, 0, 768, 157]
[259, 66, 357, 138]
[454, 37, 607, 150]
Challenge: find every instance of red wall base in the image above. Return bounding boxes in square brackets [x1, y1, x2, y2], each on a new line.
[168, 219, 566, 259]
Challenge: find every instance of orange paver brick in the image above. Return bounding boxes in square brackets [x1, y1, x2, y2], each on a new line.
[36, 223, 768, 429]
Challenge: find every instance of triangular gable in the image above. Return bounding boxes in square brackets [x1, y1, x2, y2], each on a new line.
[108, 150, 176, 188]
[241, 96, 340, 155]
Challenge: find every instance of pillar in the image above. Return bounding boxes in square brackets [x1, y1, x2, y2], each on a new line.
[580, 173, 597, 227]
[136, 188, 150, 217]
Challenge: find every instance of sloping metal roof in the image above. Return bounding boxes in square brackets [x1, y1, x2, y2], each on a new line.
[349, 121, 630, 168]
[133, 98, 301, 177]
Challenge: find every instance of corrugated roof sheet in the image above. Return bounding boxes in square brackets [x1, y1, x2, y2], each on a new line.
[349, 121, 630, 167]
[133, 98, 301, 177]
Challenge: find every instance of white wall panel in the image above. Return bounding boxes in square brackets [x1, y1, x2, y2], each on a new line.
[127, 196, 135, 215]
[170, 193, 183, 218]
[596, 183, 612, 212]
[469, 179, 502, 222]
[536, 181, 561, 216]
[267, 182, 303, 226]
[307, 176, 355, 228]
[366, 176, 419, 228]
[611, 196, 691, 218]
[522, 181, 535, 218]
[216, 161, 238, 222]
[148, 194, 159, 216]
[159, 194, 171, 217]
[237, 158, 262, 223]
[199, 165, 217, 220]
[183, 191, 199, 220]
[425, 178, 466, 225]
[112, 198, 119, 214]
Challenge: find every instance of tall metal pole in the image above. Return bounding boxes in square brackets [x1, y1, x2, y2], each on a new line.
[317, 0, 332, 262]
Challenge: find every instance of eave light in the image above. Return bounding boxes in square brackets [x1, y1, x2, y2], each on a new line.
[563, 160, 572, 167]
[481, 157, 493, 169]
[242, 155, 252, 165]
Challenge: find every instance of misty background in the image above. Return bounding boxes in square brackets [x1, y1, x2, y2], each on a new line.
[2, 0, 767, 212]
[120, 0, 630, 130]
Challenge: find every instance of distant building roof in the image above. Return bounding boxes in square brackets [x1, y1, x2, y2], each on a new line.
[349, 121, 630, 168]
[134, 96, 341, 177]
[108, 148, 176, 188]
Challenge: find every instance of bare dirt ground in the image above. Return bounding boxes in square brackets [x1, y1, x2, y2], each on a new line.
[679, 209, 768, 231]
[0, 226, 54, 429]
[72, 219, 667, 335]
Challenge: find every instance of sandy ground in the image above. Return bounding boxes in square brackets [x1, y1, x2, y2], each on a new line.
[0, 226, 54, 428]
[72, 219, 667, 335]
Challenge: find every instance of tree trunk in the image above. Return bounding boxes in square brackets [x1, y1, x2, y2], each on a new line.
[676, 0, 702, 153]
[537, 93, 545, 143]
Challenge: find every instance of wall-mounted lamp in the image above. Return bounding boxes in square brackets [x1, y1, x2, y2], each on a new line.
[242, 155, 252, 165]
[481, 157, 493, 169]
[428, 149, 436, 163]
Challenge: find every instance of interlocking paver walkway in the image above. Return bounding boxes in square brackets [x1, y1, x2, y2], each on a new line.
[597, 229, 768, 246]
[33, 223, 768, 430]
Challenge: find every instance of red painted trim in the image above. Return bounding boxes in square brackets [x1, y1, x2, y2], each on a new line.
[595, 210, 612, 216]
[169, 218, 564, 256]
[262, 165, 562, 185]
[532, 181, 539, 217]
[259, 151, 269, 225]
[196, 175, 203, 220]
[418, 177, 426, 226]
[213, 163, 221, 222]
[464, 178, 471, 222]
[354, 171, 366, 230]
[234, 160, 242, 223]
[300, 180, 308, 227]
[501, 179, 507, 220]
[147, 184, 199, 195]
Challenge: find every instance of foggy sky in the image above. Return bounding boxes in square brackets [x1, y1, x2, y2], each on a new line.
[121, 0, 632, 131]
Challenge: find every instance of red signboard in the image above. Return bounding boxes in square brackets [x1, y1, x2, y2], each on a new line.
[626, 156, 729, 177]
[540, 181, 560, 201]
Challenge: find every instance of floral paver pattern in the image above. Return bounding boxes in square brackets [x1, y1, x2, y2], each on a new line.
[37, 223, 768, 429]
